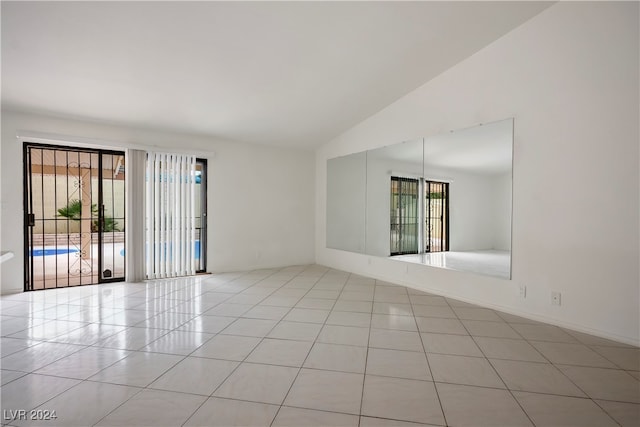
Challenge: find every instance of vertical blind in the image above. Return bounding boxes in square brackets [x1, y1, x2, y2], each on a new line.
[126, 149, 146, 283]
[145, 152, 196, 279]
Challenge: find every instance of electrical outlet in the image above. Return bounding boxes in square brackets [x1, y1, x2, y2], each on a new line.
[551, 291, 561, 306]
[519, 285, 527, 298]
[368, 257, 372, 265]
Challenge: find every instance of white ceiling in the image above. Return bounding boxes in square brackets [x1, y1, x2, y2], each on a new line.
[1, 1, 550, 149]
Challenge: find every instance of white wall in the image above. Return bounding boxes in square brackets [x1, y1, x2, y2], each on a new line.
[1, 111, 315, 294]
[316, 2, 639, 345]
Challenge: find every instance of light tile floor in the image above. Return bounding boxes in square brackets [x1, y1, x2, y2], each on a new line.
[1, 265, 639, 427]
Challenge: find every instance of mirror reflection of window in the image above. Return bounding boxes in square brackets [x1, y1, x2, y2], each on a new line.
[425, 180, 449, 253]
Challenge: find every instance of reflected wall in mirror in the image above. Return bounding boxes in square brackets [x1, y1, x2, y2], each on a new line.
[326, 118, 513, 279]
[405, 118, 513, 279]
[326, 152, 367, 253]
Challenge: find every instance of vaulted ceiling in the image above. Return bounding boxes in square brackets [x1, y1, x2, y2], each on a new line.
[1, 1, 551, 149]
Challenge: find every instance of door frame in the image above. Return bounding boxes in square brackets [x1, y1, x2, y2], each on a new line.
[195, 158, 207, 273]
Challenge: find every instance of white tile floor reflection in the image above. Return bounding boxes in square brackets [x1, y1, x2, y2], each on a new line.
[1, 265, 638, 426]
[394, 250, 511, 279]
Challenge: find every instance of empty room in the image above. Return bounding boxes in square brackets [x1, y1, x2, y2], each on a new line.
[0, 1, 638, 426]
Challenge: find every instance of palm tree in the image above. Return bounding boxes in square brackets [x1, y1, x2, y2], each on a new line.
[56, 199, 97, 220]
[57, 199, 120, 232]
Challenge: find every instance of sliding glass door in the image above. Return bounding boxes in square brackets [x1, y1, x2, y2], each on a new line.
[23, 143, 126, 290]
[24, 146, 208, 289]
[98, 152, 126, 281]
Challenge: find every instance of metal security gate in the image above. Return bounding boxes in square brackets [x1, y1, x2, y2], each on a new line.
[23, 143, 126, 291]
[425, 180, 449, 253]
[390, 176, 419, 255]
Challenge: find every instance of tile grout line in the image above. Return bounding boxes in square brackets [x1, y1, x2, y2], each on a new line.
[91, 269, 277, 427]
[497, 320, 626, 407]
[203, 270, 308, 424]
[88, 274, 237, 427]
[498, 327, 631, 425]
[356, 275, 375, 427]
[464, 305, 596, 420]
[2, 267, 638, 426]
[158, 266, 323, 425]
[268, 267, 345, 427]
[412, 292, 449, 427]
[72, 273, 238, 426]
[449, 304, 620, 406]
[454, 304, 546, 427]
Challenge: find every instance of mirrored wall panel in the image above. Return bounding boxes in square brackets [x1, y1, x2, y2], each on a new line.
[416, 118, 513, 278]
[326, 118, 513, 279]
[366, 138, 424, 257]
[326, 152, 367, 253]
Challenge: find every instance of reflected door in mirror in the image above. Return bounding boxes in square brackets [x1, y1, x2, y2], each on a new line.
[390, 177, 419, 255]
[425, 180, 449, 253]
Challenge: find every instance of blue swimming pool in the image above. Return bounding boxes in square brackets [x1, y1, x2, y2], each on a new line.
[33, 242, 199, 259]
[31, 248, 79, 257]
